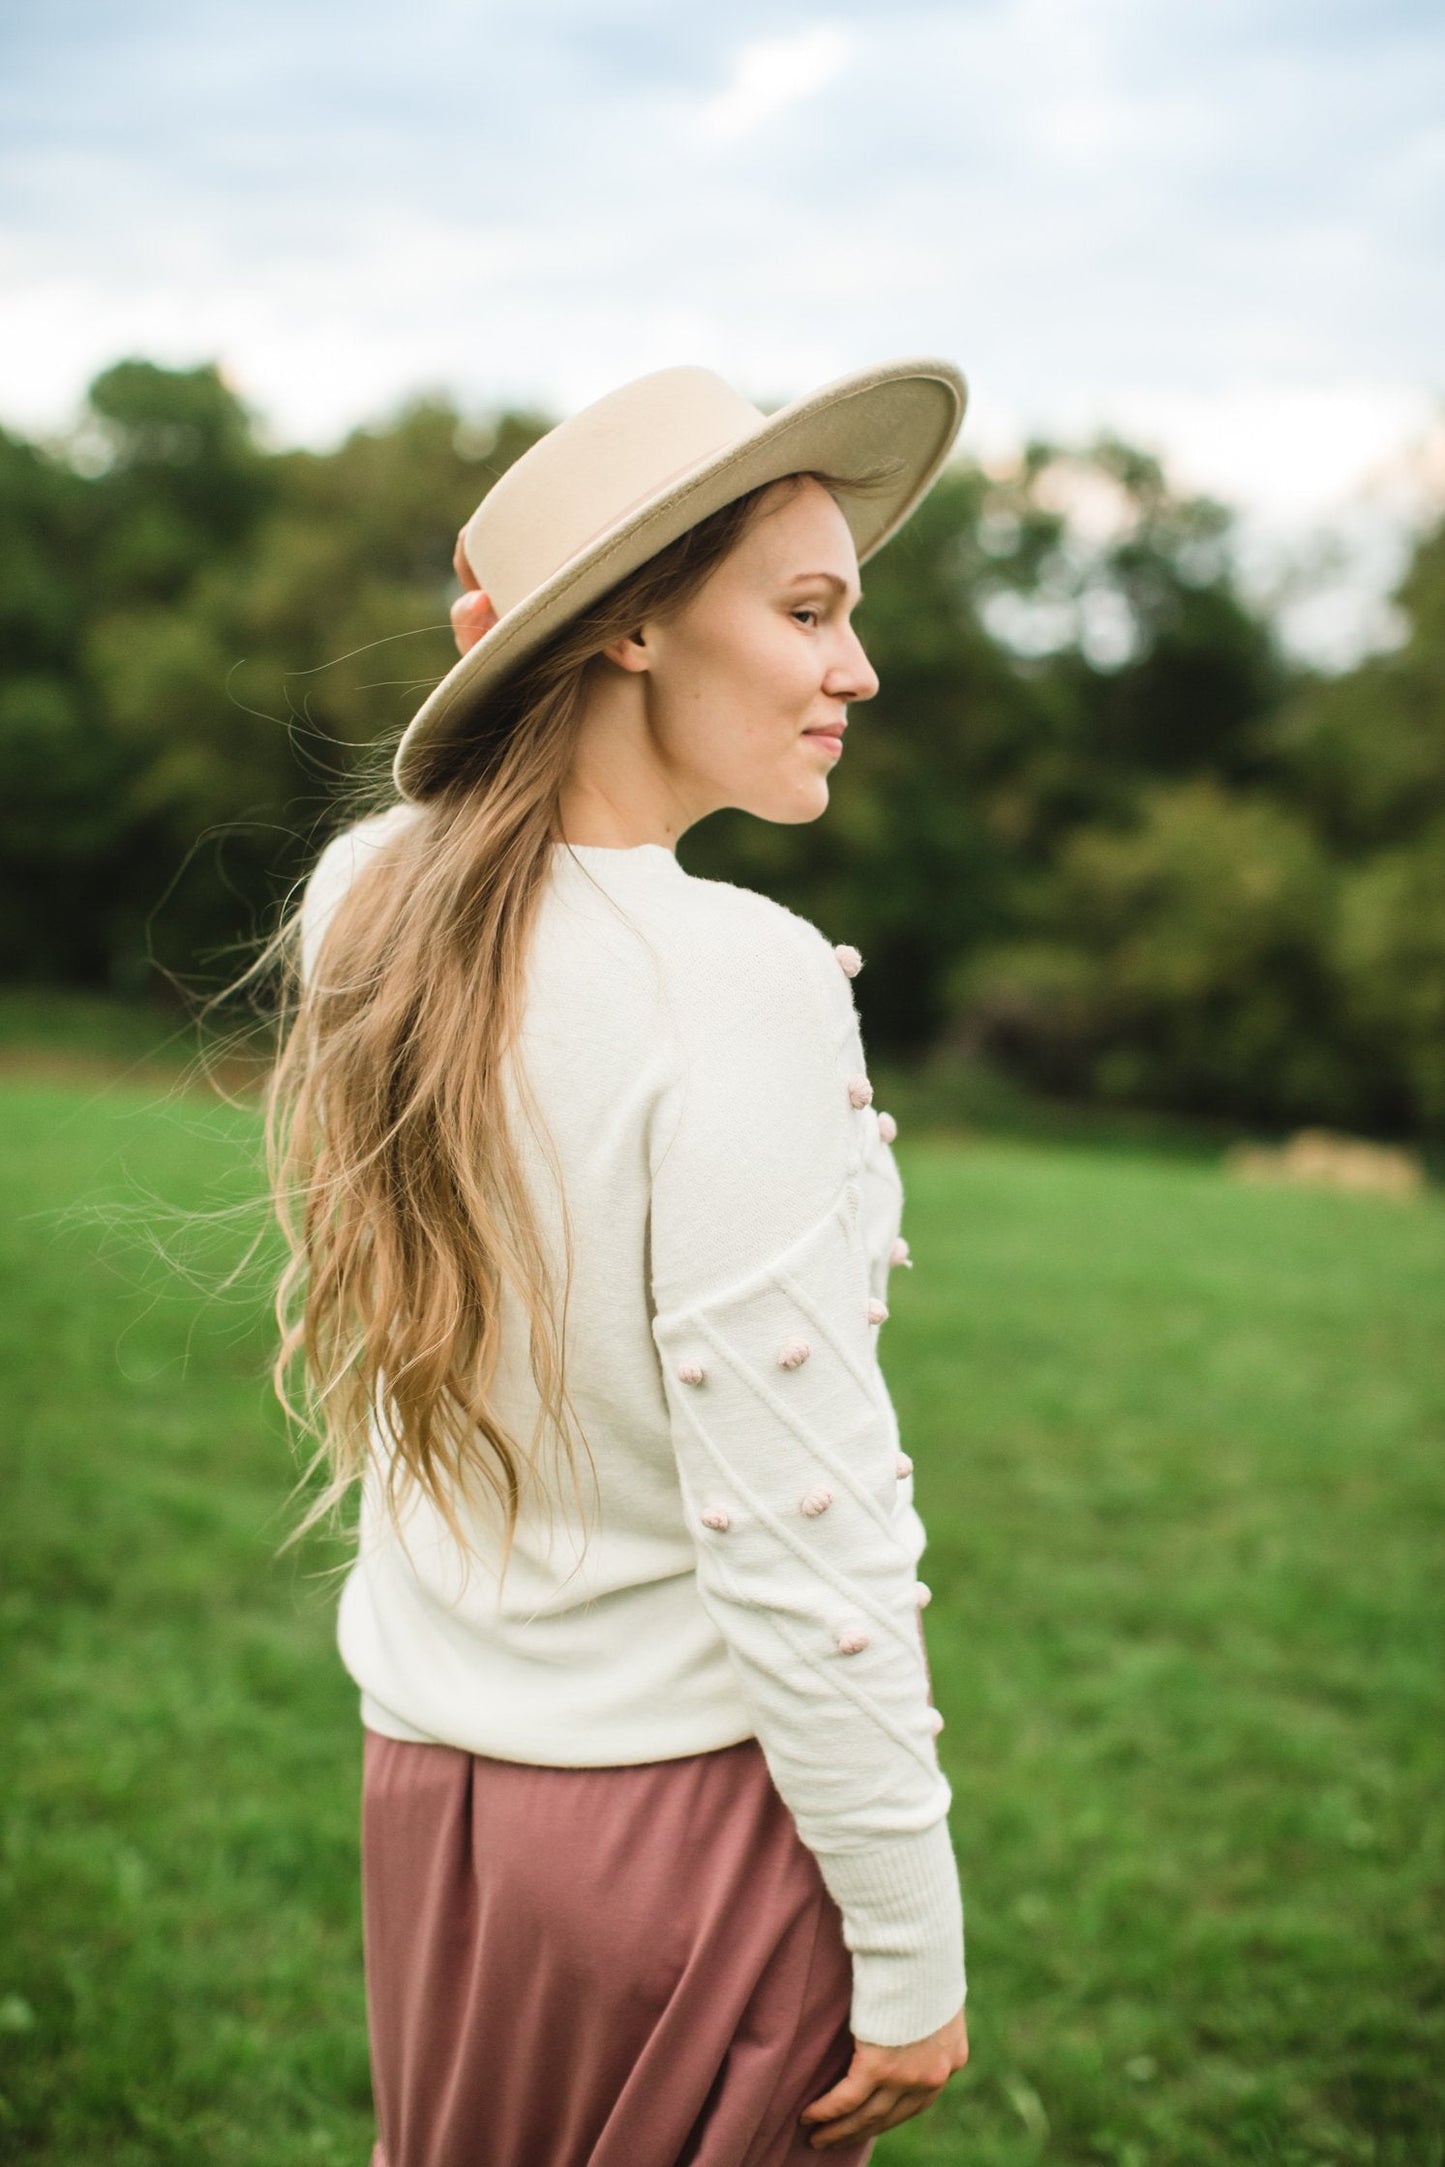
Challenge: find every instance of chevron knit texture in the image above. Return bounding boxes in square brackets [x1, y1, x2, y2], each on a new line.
[298, 810, 965, 2047]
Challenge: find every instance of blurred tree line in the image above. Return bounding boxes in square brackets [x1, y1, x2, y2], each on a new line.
[2, 357, 1442, 1139]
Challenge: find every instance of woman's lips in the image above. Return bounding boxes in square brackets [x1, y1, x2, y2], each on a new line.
[806, 727, 845, 753]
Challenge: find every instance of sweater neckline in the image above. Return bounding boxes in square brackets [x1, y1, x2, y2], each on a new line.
[550, 839, 682, 870]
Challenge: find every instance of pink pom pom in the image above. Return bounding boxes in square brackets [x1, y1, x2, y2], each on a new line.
[699, 1506, 731, 1532]
[799, 1486, 833, 1517]
[915, 1579, 932, 1608]
[867, 1297, 889, 1325]
[833, 942, 863, 977]
[677, 1360, 706, 1385]
[835, 1625, 871, 1655]
[877, 1110, 898, 1143]
[889, 1236, 912, 1267]
[895, 1452, 913, 1479]
[846, 1072, 873, 1108]
[776, 1338, 812, 1369]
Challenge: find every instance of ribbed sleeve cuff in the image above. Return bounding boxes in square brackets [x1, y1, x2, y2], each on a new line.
[812, 1817, 966, 2047]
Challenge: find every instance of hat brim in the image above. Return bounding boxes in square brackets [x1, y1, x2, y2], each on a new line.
[392, 354, 967, 802]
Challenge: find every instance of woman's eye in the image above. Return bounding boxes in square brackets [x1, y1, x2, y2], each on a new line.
[792, 607, 821, 627]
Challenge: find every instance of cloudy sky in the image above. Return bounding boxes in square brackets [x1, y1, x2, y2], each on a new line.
[3, 0, 1442, 657]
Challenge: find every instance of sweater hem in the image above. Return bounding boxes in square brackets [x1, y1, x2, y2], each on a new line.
[355, 1684, 760, 1768]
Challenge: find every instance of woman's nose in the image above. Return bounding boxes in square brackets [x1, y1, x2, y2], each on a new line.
[831, 632, 879, 703]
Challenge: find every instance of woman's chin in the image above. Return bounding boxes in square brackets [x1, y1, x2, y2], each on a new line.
[766, 785, 832, 827]
[726, 768, 834, 827]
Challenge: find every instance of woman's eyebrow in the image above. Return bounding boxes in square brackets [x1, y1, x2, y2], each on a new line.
[785, 570, 863, 604]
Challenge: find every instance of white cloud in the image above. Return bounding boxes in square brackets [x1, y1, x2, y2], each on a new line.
[1065, 380, 1442, 524]
[696, 24, 855, 145]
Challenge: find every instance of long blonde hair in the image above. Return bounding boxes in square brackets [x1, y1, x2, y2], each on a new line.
[257, 459, 901, 1590]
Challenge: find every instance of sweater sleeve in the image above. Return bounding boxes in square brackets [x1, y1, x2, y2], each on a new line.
[647, 895, 965, 2047]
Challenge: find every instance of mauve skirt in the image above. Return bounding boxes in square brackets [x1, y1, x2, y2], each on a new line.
[360, 1726, 876, 2167]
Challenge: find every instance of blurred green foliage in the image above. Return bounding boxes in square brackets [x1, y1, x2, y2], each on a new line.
[2, 358, 1443, 1138]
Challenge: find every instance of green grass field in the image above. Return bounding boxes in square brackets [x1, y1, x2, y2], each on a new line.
[2, 1061, 1442, 2164]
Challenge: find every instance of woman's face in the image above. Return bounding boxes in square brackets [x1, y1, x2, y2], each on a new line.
[592, 474, 880, 832]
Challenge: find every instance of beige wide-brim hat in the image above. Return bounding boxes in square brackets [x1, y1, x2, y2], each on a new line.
[393, 353, 968, 802]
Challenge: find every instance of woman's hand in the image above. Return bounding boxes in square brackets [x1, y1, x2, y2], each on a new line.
[799, 2004, 969, 2151]
[451, 526, 499, 654]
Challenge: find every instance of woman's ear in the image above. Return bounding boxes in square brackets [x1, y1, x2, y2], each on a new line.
[597, 626, 651, 675]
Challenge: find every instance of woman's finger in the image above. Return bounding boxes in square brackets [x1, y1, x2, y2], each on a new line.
[450, 587, 499, 656]
[871, 2084, 947, 2136]
[453, 527, 479, 590]
[808, 2081, 946, 2150]
[800, 2059, 875, 2124]
[804, 2084, 898, 2149]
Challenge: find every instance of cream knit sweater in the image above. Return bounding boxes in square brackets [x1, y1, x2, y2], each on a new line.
[298, 806, 966, 2047]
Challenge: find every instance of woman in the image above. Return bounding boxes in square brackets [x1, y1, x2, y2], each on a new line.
[272, 357, 971, 2165]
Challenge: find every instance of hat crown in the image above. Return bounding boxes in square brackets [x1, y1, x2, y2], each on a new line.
[462, 366, 767, 618]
